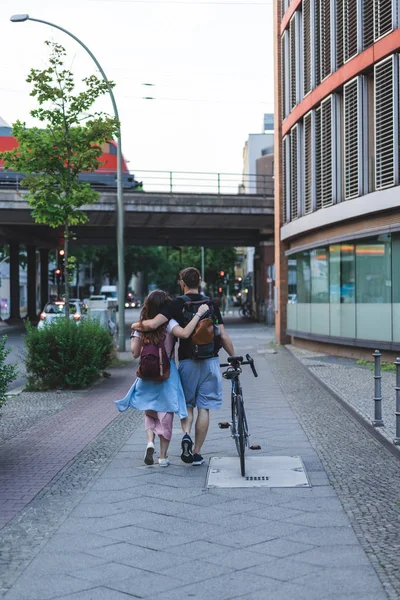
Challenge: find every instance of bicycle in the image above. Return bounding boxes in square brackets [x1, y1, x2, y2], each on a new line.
[239, 304, 255, 319]
[219, 354, 258, 477]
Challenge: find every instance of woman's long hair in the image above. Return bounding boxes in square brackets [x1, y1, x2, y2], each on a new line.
[139, 289, 170, 345]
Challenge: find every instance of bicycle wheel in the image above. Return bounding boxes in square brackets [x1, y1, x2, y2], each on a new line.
[236, 396, 246, 477]
[231, 393, 239, 455]
[239, 306, 246, 318]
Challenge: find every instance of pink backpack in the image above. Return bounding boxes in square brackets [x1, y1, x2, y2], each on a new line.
[136, 337, 170, 382]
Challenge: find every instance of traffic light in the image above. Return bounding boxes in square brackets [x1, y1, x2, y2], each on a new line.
[219, 270, 225, 277]
[57, 249, 65, 284]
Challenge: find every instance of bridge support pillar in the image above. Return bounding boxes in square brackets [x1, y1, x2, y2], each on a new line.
[254, 241, 275, 325]
[40, 249, 49, 311]
[27, 245, 38, 321]
[9, 242, 21, 321]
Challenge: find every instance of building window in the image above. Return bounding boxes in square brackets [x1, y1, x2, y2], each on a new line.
[303, 111, 313, 213]
[336, 0, 344, 69]
[321, 96, 334, 206]
[281, 35, 287, 119]
[283, 135, 290, 222]
[344, 0, 358, 62]
[374, 55, 397, 190]
[374, 0, 394, 41]
[303, 0, 312, 96]
[344, 77, 361, 199]
[290, 125, 299, 219]
[287, 236, 394, 343]
[314, 0, 321, 86]
[355, 236, 392, 341]
[320, 0, 332, 80]
[315, 106, 322, 209]
[363, 0, 374, 48]
[289, 15, 297, 110]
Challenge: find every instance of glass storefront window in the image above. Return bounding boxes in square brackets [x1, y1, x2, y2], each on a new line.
[288, 235, 394, 343]
[356, 237, 391, 341]
[392, 233, 400, 342]
[356, 240, 391, 303]
[311, 248, 329, 334]
[340, 244, 355, 304]
[297, 252, 311, 332]
[297, 252, 311, 302]
[311, 248, 329, 302]
[287, 258, 297, 330]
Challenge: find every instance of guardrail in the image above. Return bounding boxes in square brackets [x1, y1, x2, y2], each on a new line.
[0, 169, 275, 197]
[133, 170, 274, 196]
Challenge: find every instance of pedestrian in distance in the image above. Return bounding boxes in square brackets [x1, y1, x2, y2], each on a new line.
[115, 289, 209, 467]
[132, 267, 235, 466]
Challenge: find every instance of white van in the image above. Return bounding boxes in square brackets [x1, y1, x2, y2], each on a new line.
[100, 285, 118, 309]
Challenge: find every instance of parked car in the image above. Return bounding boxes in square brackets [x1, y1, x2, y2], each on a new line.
[38, 301, 86, 329]
[124, 293, 141, 309]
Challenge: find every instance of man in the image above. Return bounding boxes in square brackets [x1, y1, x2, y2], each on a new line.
[133, 267, 235, 465]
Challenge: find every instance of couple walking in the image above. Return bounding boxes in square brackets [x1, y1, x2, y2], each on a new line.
[115, 267, 235, 467]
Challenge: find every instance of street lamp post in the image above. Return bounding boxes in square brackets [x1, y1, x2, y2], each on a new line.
[10, 14, 126, 351]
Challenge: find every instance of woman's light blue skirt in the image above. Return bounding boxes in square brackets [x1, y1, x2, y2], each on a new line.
[114, 360, 188, 419]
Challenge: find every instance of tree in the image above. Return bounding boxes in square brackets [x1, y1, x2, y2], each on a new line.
[0, 42, 119, 318]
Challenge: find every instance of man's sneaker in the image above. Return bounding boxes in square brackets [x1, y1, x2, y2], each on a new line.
[181, 434, 194, 463]
[192, 453, 205, 466]
[144, 442, 155, 465]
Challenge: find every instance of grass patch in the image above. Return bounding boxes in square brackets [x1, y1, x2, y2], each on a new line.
[356, 359, 396, 373]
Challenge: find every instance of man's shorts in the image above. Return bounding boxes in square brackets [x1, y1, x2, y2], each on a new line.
[178, 357, 222, 410]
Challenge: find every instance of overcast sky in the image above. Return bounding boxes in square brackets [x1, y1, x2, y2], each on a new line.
[1, 0, 273, 182]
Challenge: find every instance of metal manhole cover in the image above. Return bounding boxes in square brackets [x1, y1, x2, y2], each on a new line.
[207, 456, 310, 488]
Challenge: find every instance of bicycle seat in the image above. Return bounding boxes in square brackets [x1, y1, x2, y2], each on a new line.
[228, 356, 243, 363]
[222, 369, 238, 380]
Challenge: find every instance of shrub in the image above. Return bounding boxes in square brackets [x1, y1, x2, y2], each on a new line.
[0, 335, 18, 409]
[25, 318, 115, 390]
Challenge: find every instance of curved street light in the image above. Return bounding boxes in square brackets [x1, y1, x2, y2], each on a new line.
[10, 14, 126, 351]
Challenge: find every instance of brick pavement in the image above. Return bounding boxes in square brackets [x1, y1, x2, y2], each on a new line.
[0, 323, 393, 599]
[0, 368, 134, 529]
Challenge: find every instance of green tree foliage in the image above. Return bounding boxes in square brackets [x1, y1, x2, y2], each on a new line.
[68, 245, 237, 297]
[0, 336, 18, 409]
[0, 42, 119, 317]
[24, 319, 114, 390]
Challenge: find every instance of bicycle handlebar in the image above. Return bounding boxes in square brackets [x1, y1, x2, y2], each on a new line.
[220, 353, 258, 377]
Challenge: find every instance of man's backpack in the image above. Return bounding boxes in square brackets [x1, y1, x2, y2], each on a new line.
[180, 295, 221, 360]
[136, 333, 170, 382]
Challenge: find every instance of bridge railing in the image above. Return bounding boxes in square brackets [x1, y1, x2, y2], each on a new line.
[132, 170, 274, 196]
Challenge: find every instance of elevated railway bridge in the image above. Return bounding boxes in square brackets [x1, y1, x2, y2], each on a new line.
[0, 170, 274, 320]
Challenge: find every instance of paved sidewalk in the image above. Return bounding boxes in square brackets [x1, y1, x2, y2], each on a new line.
[0, 323, 391, 599]
[0, 368, 134, 529]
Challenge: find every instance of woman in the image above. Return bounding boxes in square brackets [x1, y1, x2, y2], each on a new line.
[115, 290, 208, 467]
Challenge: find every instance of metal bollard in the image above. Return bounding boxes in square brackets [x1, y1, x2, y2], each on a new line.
[372, 350, 384, 427]
[393, 358, 400, 445]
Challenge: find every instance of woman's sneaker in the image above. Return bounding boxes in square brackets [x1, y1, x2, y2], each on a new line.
[158, 458, 169, 467]
[181, 434, 194, 463]
[192, 453, 205, 466]
[144, 442, 155, 465]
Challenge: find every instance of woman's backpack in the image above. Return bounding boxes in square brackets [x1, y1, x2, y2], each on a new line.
[136, 336, 170, 382]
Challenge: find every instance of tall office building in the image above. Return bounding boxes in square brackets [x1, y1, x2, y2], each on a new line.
[274, 0, 400, 353]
